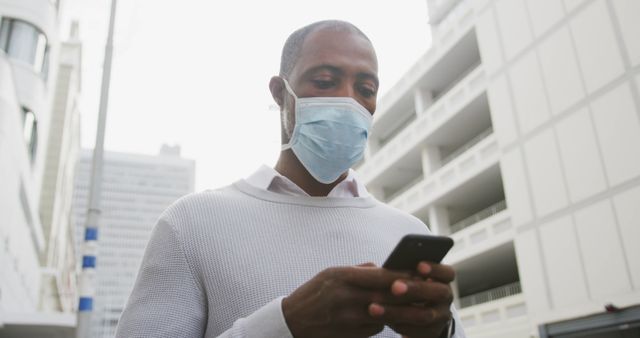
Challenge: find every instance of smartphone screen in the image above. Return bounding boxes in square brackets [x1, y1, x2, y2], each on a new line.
[383, 234, 454, 271]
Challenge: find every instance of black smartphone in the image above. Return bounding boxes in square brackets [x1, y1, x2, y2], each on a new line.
[383, 234, 454, 271]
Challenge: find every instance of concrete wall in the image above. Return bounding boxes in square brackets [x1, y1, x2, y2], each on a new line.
[477, 0, 640, 331]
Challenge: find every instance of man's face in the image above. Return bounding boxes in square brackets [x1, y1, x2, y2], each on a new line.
[279, 27, 379, 139]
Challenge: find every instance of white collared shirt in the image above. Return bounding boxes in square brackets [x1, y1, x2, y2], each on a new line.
[245, 165, 370, 198]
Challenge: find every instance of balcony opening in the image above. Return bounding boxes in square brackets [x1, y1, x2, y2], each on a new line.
[415, 28, 480, 112]
[446, 169, 505, 234]
[440, 126, 492, 166]
[378, 153, 424, 202]
[455, 242, 521, 308]
[383, 170, 423, 202]
[412, 160, 505, 234]
[429, 92, 493, 168]
[364, 143, 425, 202]
[377, 109, 417, 149]
[449, 198, 506, 234]
[370, 93, 415, 156]
[369, 27, 481, 157]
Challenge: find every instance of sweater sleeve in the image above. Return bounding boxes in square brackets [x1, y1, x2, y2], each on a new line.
[451, 304, 466, 338]
[116, 216, 295, 338]
[217, 297, 294, 338]
[115, 217, 207, 337]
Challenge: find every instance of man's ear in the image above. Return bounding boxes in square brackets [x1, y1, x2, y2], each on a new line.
[269, 76, 285, 109]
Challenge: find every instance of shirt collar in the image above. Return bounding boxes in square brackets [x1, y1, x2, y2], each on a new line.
[245, 165, 369, 198]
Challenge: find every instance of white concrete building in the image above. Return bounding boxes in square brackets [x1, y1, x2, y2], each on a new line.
[0, 0, 81, 336]
[73, 146, 195, 338]
[38, 21, 82, 315]
[357, 0, 640, 337]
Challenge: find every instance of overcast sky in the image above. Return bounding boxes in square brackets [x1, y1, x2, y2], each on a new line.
[65, 0, 432, 191]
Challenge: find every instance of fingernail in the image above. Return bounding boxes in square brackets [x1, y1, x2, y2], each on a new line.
[392, 280, 408, 295]
[418, 262, 432, 274]
[368, 303, 385, 317]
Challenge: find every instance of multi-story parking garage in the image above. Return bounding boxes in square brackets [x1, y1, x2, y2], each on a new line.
[357, 0, 640, 337]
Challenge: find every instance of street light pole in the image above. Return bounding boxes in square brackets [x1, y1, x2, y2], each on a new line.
[76, 0, 117, 336]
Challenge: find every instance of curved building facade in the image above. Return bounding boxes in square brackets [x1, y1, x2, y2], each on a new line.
[1, 0, 81, 336]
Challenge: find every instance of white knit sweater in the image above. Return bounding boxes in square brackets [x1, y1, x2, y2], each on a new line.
[115, 179, 464, 337]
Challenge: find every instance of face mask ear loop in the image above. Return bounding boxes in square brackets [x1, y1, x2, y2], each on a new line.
[281, 78, 297, 151]
[282, 78, 299, 100]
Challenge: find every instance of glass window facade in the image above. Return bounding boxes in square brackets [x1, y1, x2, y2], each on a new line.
[0, 17, 49, 76]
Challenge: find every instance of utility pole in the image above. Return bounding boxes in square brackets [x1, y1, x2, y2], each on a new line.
[76, 0, 117, 336]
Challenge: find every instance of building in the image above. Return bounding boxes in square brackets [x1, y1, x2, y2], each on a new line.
[0, 0, 81, 336]
[38, 20, 82, 315]
[73, 146, 195, 338]
[356, 0, 640, 337]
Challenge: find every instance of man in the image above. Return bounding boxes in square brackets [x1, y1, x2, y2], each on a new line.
[116, 20, 465, 338]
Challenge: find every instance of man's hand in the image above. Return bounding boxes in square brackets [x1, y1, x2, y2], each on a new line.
[370, 262, 455, 338]
[282, 264, 411, 338]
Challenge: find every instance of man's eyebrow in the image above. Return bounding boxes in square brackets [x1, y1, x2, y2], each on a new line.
[302, 64, 344, 77]
[303, 64, 380, 87]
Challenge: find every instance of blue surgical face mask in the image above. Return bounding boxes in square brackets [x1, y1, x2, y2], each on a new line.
[281, 78, 373, 184]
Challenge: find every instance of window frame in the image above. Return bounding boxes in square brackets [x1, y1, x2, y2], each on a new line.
[0, 16, 50, 77]
[21, 106, 38, 164]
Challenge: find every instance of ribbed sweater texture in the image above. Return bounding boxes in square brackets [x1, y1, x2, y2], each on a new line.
[115, 180, 463, 337]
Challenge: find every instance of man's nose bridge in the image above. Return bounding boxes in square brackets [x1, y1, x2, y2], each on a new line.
[336, 81, 355, 98]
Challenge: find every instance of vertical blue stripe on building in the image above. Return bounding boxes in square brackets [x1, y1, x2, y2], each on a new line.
[85, 227, 98, 240]
[82, 255, 96, 268]
[79, 297, 93, 311]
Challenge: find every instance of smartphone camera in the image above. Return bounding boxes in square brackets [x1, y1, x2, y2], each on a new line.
[383, 234, 454, 270]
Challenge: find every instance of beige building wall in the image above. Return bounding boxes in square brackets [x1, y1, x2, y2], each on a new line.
[478, 0, 640, 333]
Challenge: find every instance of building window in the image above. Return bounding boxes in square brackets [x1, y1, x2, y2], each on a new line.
[0, 17, 49, 77]
[22, 107, 38, 163]
[19, 180, 34, 231]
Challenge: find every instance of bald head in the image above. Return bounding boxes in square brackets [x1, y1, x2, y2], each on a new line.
[279, 20, 372, 78]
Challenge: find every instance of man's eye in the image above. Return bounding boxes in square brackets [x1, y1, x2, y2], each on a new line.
[360, 86, 377, 98]
[313, 80, 334, 89]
